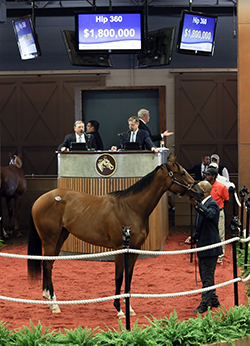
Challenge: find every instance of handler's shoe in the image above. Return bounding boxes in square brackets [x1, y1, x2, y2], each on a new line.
[211, 301, 220, 308]
[192, 305, 210, 313]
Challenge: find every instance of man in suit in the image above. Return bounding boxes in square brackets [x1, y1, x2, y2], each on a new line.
[186, 155, 210, 181]
[188, 180, 223, 314]
[137, 108, 174, 143]
[86, 120, 104, 150]
[111, 116, 158, 152]
[57, 120, 96, 151]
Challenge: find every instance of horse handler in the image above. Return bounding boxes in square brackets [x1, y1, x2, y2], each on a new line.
[187, 180, 223, 314]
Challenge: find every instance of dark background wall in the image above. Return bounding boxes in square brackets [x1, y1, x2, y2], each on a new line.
[0, 6, 237, 71]
[84, 89, 159, 150]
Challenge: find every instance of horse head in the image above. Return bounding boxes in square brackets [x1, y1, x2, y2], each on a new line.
[98, 157, 114, 172]
[9, 153, 23, 169]
[164, 153, 204, 200]
[103, 158, 114, 170]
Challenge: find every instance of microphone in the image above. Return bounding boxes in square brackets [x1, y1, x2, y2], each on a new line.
[117, 130, 130, 136]
[80, 129, 91, 138]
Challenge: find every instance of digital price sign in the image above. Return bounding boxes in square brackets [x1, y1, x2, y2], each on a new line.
[75, 10, 144, 54]
[12, 15, 41, 60]
[176, 10, 218, 56]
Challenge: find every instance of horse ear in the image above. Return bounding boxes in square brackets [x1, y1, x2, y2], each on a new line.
[168, 153, 178, 164]
[8, 152, 13, 159]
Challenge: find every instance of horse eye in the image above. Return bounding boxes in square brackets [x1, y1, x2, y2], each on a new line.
[181, 171, 186, 176]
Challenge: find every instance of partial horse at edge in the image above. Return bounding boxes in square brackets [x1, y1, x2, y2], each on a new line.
[0, 153, 27, 238]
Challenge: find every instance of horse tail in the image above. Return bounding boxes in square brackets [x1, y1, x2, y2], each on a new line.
[28, 213, 42, 280]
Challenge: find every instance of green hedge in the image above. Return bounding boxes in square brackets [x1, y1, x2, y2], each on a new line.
[1, 305, 250, 346]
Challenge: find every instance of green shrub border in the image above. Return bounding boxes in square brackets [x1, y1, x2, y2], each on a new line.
[1, 304, 250, 346]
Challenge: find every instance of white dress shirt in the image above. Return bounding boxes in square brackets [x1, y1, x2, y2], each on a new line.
[130, 129, 139, 142]
[77, 134, 86, 143]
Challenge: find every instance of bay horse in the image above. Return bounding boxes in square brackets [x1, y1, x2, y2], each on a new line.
[27, 154, 204, 317]
[1, 153, 27, 238]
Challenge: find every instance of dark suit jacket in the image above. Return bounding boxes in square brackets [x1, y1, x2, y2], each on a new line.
[90, 130, 104, 150]
[186, 163, 203, 181]
[57, 132, 96, 151]
[193, 196, 223, 258]
[118, 129, 156, 150]
[138, 119, 162, 142]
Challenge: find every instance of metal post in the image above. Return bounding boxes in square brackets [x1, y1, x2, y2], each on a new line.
[190, 204, 193, 263]
[240, 193, 244, 250]
[231, 216, 241, 306]
[244, 197, 250, 269]
[122, 226, 131, 331]
[231, 187, 236, 217]
[239, 186, 249, 249]
[189, 0, 192, 11]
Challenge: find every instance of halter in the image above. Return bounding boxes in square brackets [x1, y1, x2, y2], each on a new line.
[165, 162, 199, 197]
[9, 155, 17, 165]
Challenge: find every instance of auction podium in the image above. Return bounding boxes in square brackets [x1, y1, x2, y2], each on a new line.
[57, 150, 169, 253]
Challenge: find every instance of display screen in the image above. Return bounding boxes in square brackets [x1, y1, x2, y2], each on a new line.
[75, 10, 144, 54]
[176, 10, 217, 56]
[12, 15, 41, 60]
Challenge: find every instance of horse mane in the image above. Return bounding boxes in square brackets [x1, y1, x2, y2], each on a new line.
[109, 164, 164, 198]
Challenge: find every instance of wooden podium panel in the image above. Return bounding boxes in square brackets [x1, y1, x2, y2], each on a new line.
[58, 151, 169, 253]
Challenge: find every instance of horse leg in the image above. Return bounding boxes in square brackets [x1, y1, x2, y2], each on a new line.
[2, 228, 9, 239]
[114, 254, 124, 318]
[42, 259, 61, 313]
[5, 197, 13, 236]
[114, 253, 138, 318]
[13, 195, 22, 237]
[124, 253, 139, 317]
[42, 227, 69, 314]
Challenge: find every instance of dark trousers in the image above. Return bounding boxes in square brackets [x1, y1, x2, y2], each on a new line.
[198, 256, 219, 308]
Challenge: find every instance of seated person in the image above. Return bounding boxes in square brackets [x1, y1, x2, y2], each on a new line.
[86, 120, 104, 151]
[57, 120, 96, 151]
[111, 116, 158, 153]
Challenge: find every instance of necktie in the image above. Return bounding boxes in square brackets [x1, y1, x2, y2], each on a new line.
[79, 136, 82, 142]
[202, 165, 207, 179]
[132, 132, 135, 142]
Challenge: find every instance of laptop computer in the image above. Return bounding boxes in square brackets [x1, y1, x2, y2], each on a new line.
[70, 142, 88, 151]
[124, 142, 142, 151]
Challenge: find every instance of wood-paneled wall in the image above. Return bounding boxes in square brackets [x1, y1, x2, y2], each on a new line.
[0, 74, 105, 175]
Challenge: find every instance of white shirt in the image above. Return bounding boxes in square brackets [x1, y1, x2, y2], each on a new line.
[77, 134, 86, 143]
[221, 167, 230, 181]
[201, 195, 211, 205]
[201, 163, 208, 177]
[216, 173, 235, 190]
[130, 129, 139, 142]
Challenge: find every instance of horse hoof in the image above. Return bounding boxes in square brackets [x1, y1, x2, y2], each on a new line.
[130, 308, 136, 316]
[49, 304, 61, 313]
[52, 307, 61, 313]
[2, 229, 9, 239]
[117, 310, 125, 319]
